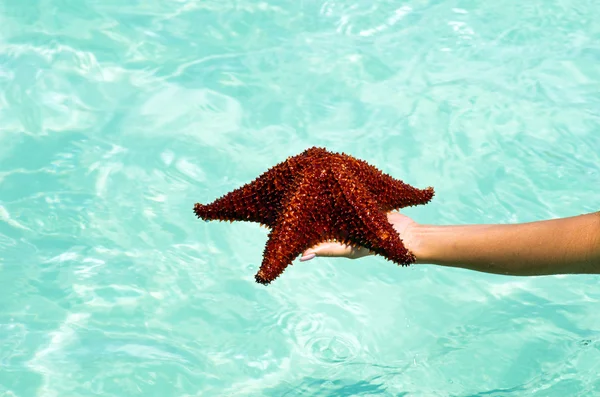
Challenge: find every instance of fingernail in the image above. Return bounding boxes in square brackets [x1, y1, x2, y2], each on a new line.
[300, 253, 316, 262]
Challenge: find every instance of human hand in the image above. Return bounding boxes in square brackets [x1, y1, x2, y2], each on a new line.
[299, 212, 419, 262]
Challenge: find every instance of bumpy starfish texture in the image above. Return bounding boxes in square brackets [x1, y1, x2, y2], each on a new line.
[194, 147, 434, 285]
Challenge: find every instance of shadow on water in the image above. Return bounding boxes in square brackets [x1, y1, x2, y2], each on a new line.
[269, 375, 391, 396]
[261, 362, 413, 396]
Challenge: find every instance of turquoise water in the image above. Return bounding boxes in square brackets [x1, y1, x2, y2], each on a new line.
[1, 0, 600, 395]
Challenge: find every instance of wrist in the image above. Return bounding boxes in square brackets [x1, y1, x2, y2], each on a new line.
[401, 223, 437, 265]
[403, 223, 470, 266]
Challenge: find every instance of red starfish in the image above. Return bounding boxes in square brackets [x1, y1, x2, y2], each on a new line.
[194, 147, 434, 285]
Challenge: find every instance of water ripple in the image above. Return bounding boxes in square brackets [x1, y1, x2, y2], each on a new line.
[305, 335, 359, 364]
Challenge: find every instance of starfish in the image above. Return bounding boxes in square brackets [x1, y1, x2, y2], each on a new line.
[194, 147, 434, 285]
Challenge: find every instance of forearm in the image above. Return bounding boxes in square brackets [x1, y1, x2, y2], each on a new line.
[410, 212, 600, 276]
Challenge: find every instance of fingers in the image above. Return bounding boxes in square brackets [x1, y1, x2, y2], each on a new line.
[299, 253, 316, 261]
[300, 242, 351, 261]
[300, 241, 372, 261]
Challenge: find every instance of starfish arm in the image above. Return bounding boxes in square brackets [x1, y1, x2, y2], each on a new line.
[378, 180, 435, 212]
[194, 177, 284, 227]
[194, 147, 330, 227]
[254, 172, 333, 284]
[332, 168, 417, 265]
[346, 158, 435, 211]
